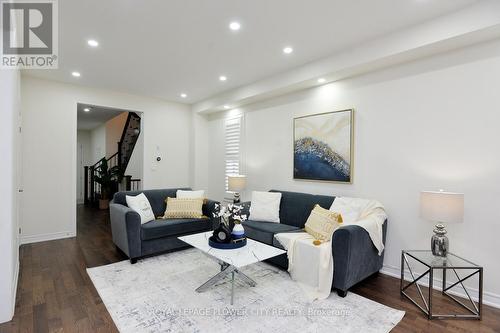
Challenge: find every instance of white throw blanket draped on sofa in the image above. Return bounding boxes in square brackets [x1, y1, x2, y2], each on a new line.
[275, 232, 334, 301]
[330, 197, 387, 255]
[275, 197, 387, 300]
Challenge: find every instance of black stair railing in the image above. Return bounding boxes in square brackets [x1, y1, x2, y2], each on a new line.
[124, 175, 141, 191]
[84, 112, 141, 206]
[118, 112, 141, 172]
[85, 152, 119, 204]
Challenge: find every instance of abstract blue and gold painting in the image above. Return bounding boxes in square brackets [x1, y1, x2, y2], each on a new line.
[294, 109, 353, 183]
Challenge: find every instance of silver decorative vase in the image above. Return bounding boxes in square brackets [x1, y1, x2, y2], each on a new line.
[431, 223, 449, 257]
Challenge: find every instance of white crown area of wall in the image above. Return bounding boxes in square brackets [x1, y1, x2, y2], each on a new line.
[193, 0, 500, 114]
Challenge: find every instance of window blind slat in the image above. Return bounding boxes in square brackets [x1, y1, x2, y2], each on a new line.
[224, 116, 242, 191]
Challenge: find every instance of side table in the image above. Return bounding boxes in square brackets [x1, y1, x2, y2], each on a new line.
[400, 250, 483, 320]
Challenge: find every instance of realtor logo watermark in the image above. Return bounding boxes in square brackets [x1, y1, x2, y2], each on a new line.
[1, 0, 58, 69]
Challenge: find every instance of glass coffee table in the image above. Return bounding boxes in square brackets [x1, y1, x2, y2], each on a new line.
[400, 250, 483, 320]
[179, 231, 286, 305]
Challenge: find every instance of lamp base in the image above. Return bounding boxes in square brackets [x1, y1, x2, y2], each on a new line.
[233, 192, 240, 204]
[431, 223, 449, 257]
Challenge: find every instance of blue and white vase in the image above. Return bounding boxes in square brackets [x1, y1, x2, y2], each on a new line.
[231, 221, 245, 240]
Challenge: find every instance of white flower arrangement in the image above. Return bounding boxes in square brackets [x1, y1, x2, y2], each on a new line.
[213, 203, 247, 226]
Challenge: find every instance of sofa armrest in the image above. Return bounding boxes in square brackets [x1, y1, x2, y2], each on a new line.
[331, 221, 387, 292]
[109, 201, 142, 259]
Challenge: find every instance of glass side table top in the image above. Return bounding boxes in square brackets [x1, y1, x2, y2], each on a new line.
[403, 250, 481, 268]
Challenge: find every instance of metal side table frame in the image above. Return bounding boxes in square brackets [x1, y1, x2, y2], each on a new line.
[400, 250, 483, 320]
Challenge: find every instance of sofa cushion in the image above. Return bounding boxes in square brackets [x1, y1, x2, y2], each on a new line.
[114, 188, 191, 217]
[272, 236, 285, 249]
[269, 190, 335, 228]
[243, 220, 300, 245]
[141, 218, 212, 241]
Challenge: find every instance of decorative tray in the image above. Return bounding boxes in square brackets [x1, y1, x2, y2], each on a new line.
[208, 236, 247, 249]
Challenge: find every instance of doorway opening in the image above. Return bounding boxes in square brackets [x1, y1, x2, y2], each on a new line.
[76, 103, 144, 209]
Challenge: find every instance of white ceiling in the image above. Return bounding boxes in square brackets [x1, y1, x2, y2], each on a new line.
[77, 104, 126, 130]
[26, 0, 480, 104]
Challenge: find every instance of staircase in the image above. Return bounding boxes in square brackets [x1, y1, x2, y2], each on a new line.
[84, 112, 142, 205]
[118, 112, 141, 172]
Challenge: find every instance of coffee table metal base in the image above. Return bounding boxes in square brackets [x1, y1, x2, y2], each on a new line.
[196, 262, 256, 305]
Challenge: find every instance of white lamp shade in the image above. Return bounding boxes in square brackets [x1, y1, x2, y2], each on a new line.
[228, 175, 247, 192]
[420, 191, 464, 223]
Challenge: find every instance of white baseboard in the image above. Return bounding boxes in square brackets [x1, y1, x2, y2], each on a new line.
[20, 231, 76, 245]
[11, 258, 19, 319]
[1, 258, 19, 324]
[380, 264, 500, 309]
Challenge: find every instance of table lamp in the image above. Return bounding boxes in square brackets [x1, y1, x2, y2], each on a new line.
[228, 175, 247, 203]
[420, 190, 464, 257]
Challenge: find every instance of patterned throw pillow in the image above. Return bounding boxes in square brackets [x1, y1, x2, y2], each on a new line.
[304, 204, 343, 242]
[162, 197, 205, 219]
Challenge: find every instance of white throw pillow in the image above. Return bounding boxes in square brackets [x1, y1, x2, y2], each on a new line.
[329, 197, 362, 223]
[126, 193, 155, 224]
[176, 190, 205, 199]
[249, 191, 282, 223]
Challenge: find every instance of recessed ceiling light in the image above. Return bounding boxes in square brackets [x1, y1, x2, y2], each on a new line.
[219, 75, 227, 81]
[87, 39, 99, 47]
[83, 108, 90, 112]
[224, 105, 230, 109]
[180, 93, 187, 98]
[71, 71, 81, 77]
[283, 46, 293, 54]
[229, 21, 241, 31]
[317, 78, 326, 84]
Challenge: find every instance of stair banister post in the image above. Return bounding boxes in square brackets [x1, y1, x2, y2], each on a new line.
[89, 165, 95, 204]
[84, 166, 89, 205]
[117, 141, 122, 169]
[125, 175, 132, 191]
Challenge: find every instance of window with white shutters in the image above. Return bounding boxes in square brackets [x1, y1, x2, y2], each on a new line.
[224, 116, 242, 191]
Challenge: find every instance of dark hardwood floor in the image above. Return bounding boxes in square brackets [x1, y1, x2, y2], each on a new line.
[1, 205, 499, 332]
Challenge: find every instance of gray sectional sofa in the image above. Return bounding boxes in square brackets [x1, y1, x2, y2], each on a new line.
[109, 187, 386, 298]
[109, 188, 219, 263]
[241, 189, 387, 297]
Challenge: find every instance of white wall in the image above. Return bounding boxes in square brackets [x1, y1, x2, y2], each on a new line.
[90, 124, 106, 165]
[0, 69, 20, 323]
[105, 112, 127, 158]
[202, 39, 500, 306]
[20, 76, 191, 244]
[76, 130, 92, 203]
[191, 110, 210, 192]
[125, 118, 144, 184]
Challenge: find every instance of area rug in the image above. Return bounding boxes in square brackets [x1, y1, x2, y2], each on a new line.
[87, 248, 405, 333]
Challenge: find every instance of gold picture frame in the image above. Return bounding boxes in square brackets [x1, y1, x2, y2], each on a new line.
[293, 109, 354, 183]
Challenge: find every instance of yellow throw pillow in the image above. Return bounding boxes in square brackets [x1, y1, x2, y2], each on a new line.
[304, 204, 343, 242]
[162, 197, 205, 219]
